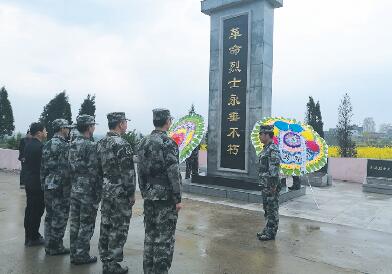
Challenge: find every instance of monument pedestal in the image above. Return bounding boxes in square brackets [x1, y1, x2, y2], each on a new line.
[363, 160, 392, 195]
[363, 177, 392, 195]
[185, 177, 305, 204]
[300, 172, 332, 187]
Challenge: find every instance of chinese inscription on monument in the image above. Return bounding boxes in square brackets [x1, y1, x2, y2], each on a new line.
[220, 14, 248, 170]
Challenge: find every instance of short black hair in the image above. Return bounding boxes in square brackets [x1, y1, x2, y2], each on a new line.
[259, 131, 274, 138]
[77, 124, 91, 133]
[30, 122, 45, 136]
[108, 120, 121, 130]
[153, 118, 168, 128]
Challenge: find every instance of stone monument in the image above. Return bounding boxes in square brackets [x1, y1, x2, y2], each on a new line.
[363, 159, 392, 195]
[193, 0, 283, 190]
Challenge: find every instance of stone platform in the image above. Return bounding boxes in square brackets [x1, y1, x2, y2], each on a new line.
[300, 172, 332, 187]
[363, 177, 392, 195]
[183, 179, 306, 204]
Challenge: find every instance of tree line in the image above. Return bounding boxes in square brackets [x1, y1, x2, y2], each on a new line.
[0, 86, 357, 157]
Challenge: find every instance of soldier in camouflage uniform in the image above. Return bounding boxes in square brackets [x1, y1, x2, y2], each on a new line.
[97, 112, 135, 274]
[69, 115, 102, 265]
[257, 125, 281, 241]
[41, 119, 73, 255]
[185, 146, 199, 179]
[137, 108, 182, 274]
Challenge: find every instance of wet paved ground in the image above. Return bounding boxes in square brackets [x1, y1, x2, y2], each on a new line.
[1, 171, 392, 274]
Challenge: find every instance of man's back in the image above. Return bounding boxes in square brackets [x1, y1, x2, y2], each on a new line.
[24, 138, 43, 190]
[19, 136, 32, 161]
[69, 134, 101, 195]
[97, 132, 134, 198]
[137, 130, 182, 203]
[41, 135, 70, 190]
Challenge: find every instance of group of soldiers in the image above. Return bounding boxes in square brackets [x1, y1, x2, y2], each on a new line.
[21, 105, 284, 273]
[22, 109, 182, 274]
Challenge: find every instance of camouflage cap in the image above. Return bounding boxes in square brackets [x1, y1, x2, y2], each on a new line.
[259, 125, 274, 134]
[76, 115, 97, 126]
[153, 108, 173, 121]
[52, 119, 74, 130]
[107, 112, 130, 124]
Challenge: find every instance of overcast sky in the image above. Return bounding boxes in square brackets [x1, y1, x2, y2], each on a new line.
[0, 0, 391, 135]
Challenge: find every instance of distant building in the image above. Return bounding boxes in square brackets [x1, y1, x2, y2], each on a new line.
[351, 125, 363, 138]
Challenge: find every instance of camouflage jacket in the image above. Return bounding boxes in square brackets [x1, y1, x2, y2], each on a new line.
[136, 130, 182, 204]
[97, 131, 135, 199]
[40, 134, 71, 190]
[258, 142, 281, 185]
[69, 133, 103, 201]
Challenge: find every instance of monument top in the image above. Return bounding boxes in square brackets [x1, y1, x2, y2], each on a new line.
[201, 0, 283, 15]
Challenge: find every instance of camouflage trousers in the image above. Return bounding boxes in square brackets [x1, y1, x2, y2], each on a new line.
[99, 196, 132, 266]
[185, 157, 198, 179]
[261, 177, 280, 238]
[44, 185, 71, 250]
[69, 192, 98, 260]
[143, 200, 178, 274]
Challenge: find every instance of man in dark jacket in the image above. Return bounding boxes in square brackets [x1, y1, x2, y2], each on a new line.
[18, 130, 32, 189]
[23, 122, 47, 246]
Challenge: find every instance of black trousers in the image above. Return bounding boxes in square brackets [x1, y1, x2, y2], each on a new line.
[20, 162, 27, 186]
[24, 187, 45, 241]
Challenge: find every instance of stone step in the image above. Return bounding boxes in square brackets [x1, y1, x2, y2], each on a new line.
[363, 183, 392, 190]
[183, 181, 306, 204]
[366, 177, 392, 186]
[363, 184, 392, 195]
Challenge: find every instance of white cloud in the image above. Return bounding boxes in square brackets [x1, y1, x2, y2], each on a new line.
[0, 1, 210, 134]
[0, 0, 391, 135]
[273, 0, 392, 129]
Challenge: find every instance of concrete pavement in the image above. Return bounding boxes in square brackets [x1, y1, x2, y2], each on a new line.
[1, 171, 391, 274]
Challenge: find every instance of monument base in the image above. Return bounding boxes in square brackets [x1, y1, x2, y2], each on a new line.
[192, 174, 260, 190]
[300, 172, 332, 187]
[186, 176, 306, 204]
[363, 177, 392, 195]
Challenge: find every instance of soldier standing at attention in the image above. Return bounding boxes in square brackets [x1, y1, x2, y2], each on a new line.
[97, 112, 135, 274]
[185, 145, 200, 179]
[137, 108, 182, 274]
[257, 125, 281, 241]
[68, 115, 102, 265]
[41, 119, 73, 255]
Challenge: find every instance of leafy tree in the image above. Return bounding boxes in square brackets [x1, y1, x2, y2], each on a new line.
[363, 117, 376, 133]
[305, 96, 324, 137]
[123, 129, 144, 152]
[336, 93, 357, 157]
[0, 86, 15, 137]
[188, 104, 196, 115]
[379, 123, 392, 134]
[78, 94, 96, 117]
[39, 91, 72, 138]
[6, 133, 22, 149]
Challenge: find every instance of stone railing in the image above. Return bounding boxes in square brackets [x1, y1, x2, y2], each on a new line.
[0, 149, 384, 185]
[0, 148, 21, 170]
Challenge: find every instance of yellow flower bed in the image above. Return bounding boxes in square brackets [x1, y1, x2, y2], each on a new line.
[200, 145, 392, 159]
[328, 146, 392, 159]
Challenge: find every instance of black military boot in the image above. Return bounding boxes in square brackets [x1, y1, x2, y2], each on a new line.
[26, 236, 45, 247]
[103, 262, 128, 274]
[257, 234, 275, 241]
[256, 228, 267, 238]
[71, 255, 97, 265]
[46, 245, 70, 256]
